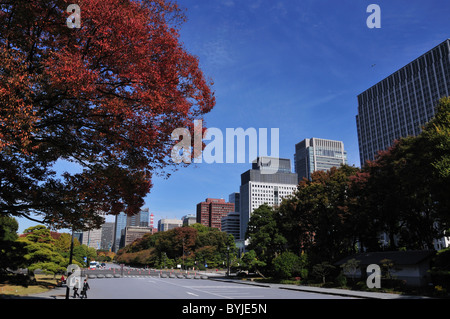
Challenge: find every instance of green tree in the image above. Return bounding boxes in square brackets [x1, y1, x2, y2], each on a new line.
[0, 215, 26, 274]
[54, 232, 77, 253]
[246, 204, 287, 269]
[115, 224, 237, 269]
[420, 97, 450, 227]
[239, 250, 266, 275]
[312, 262, 335, 284]
[340, 258, 360, 283]
[17, 225, 67, 277]
[278, 165, 361, 265]
[272, 251, 308, 279]
[359, 98, 450, 250]
[361, 136, 442, 250]
[429, 247, 450, 290]
[72, 244, 96, 267]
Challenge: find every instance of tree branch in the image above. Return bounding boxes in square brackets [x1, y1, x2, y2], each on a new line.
[17, 212, 45, 224]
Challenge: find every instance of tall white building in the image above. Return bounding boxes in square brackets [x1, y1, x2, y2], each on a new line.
[239, 157, 298, 241]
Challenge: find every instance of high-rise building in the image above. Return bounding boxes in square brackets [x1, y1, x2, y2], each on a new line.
[356, 39, 450, 166]
[81, 211, 106, 249]
[196, 198, 235, 230]
[112, 208, 151, 252]
[127, 207, 150, 227]
[100, 222, 114, 251]
[82, 228, 102, 249]
[356, 39, 450, 251]
[112, 212, 127, 252]
[239, 157, 298, 240]
[123, 226, 153, 247]
[182, 214, 197, 226]
[221, 212, 240, 240]
[294, 138, 347, 182]
[158, 218, 183, 232]
[229, 193, 240, 213]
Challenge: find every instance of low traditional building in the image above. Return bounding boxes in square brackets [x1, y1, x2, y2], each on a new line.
[335, 250, 436, 287]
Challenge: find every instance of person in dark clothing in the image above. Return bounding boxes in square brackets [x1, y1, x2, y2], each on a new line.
[80, 279, 90, 299]
[72, 279, 80, 298]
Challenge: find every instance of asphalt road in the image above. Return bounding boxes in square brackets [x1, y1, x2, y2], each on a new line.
[81, 276, 354, 299]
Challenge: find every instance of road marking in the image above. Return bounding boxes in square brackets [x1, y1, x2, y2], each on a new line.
[182, 285, 260, 289]
[150, 277, 234, 299]
[186, 292, 199, 297]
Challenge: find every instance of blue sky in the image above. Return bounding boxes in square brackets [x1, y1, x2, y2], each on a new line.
[16, 0, 450, 233]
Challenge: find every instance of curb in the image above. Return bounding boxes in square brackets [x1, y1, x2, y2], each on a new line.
[276, 285, 370, 299]
[209, 277, 274, 288]
[210, 277, 371, 298]
[208, 277, 427, 299]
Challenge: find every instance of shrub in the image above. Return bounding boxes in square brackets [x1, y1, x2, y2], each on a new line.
[430, 248, 450, 289]
[335, 272, 347, 287]
[272, 252, 308, 280]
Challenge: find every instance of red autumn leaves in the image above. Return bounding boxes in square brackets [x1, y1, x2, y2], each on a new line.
[0, 0, 215, 228]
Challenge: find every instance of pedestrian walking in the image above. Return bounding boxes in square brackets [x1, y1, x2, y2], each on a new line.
[80, 279, 90, 299]
[72, 279, 80, 298]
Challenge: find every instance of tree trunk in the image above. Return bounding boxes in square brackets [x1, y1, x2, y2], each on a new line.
[255, 269, 265, 278]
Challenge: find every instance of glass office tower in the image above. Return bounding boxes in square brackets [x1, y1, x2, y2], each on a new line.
[356, 39, 450, 167]
[294, 138, 347, 182]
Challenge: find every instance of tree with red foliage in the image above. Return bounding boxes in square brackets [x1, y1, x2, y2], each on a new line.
[0, 0, 215, 230]
[359, 98, 450, 250]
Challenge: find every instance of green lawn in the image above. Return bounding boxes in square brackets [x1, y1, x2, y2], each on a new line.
[0, 274, 59, 296]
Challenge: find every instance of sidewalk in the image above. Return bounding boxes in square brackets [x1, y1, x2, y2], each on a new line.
[209, 277, 432, 299]
[16, 286, 68, 299]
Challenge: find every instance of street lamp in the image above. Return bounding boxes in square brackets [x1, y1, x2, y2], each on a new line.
[182, 238, 185, 272]
[65, 225, 75, 300]
[226, 245, 230, 277]
[164, 252, 166, 269]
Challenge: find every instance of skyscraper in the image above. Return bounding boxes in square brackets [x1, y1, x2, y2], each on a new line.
[127, 207, 150, 227]
[100, 222, 115, 251]
[356, 39, 450, 166]
[196, 198, 235, 230]
[294, 138, 347, 182]
[112, 212, 127, 252]
[82, 228, 102, 249]
[82, 211, 106, 249]
[228, 192, 240, 213]
[239, 157, 298, 240]
[221, 212, 240, 240]
[112, 208, 151, 252]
